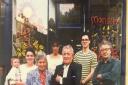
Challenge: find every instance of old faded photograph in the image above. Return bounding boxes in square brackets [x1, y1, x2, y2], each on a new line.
[0, 0, 126, 85]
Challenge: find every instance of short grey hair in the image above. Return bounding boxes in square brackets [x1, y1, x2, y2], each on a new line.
[36, 53, 48, 69]
[98, 40, 112, 49]
[36, 53, 47, 62]
[62, 44, 74, 54]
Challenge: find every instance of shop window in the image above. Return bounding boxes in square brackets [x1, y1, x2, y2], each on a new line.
[56, 3, 82, 29]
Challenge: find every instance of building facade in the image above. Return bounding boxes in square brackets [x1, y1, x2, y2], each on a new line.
[0, 0, 126, 84]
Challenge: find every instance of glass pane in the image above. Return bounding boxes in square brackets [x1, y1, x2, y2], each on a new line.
[89, 0, 122, 60]
[57, 3, 82, 29]
[12, 0, 48, 61]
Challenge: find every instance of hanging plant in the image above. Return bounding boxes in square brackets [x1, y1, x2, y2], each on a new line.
[32, 40, 44, 53]
[16, 42, 27, 58]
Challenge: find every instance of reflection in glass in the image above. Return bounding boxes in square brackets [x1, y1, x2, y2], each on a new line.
[57, 3, 81, 29]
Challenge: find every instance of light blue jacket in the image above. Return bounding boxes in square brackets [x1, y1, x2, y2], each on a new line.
[26, 68, 52, 85]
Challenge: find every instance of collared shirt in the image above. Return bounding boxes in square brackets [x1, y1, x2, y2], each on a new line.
[20, 64, 37, 83]
[60, 64, 70, 84]
[92, 57, 121, 85]
[63, 65, 70, 78]
[39, 71, 46, 85]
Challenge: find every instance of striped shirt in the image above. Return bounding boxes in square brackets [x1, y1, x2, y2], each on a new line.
[74, 50, 97, 85]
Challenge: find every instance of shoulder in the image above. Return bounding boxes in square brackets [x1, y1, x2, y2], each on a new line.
[28, 68, 39, 76]
[9, 67, 16, 72]
[19, 64, 26, 71]
[75, 50, 83, 57]
[46, 55, 50, 59]
[71, 62, 82, 68]
[46, 70, 52, 76]
[56, 64, 63, 67]
[20, 64, 26, 69]
[89, 50, 97, 57]
[33, 65, 37, 69]
[29, 68, 38, 73]
[56, 64, 63, 69]
[58, 54, 62, 58]
[46, 70, 52, 74]
[111, 59, 121, 65]
[6, 68, 15, 78]
[46, 54, 54, 60]
[75, 50, 82, 54]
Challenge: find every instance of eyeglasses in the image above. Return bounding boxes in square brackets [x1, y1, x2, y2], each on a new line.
[81, 39, 89, 41]
[100, 48, 110, 51]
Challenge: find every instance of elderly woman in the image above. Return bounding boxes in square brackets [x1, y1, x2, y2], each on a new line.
[26, 54, 52, 85]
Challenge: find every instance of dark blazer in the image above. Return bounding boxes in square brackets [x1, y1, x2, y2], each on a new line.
[52, 62, 82, 85]
[92, 58, 121, 85]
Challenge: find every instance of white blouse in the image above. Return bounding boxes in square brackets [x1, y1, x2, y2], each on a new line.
[20, 64, 37, 83]
[47, 54, 63, 75]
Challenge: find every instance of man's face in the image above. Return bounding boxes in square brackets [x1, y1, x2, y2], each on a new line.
[37, 58, 47, 71]
[99, 44, 111, 59]
[62, 49, 73, 65]
[81, 35, 90, 48]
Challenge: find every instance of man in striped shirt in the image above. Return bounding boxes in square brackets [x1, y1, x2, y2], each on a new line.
[74, 34, 97, 85]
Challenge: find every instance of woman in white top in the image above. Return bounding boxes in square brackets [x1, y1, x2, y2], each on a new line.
[47, 40, 63, 75]
[16, 47, 37, 85]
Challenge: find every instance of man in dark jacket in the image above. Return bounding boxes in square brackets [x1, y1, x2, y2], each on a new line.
[92, 40, 121, 85]
[52, 44, 82, 85]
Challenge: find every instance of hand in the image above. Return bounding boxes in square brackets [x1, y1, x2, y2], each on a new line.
[81, 79, 88, 85]
[81, 79, 85, 84]
[96, 74, 102, 80]
[55, 75, 62, 83]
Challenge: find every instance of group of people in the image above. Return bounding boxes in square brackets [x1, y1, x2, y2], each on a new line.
[2, 34, 120, 85]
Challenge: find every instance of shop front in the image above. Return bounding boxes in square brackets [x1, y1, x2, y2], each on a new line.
[0, 0, 126, 84]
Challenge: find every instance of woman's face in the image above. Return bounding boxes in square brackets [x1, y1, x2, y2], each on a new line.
[25, 51, 35, 64]
[52, 46, 59, 54]
[37, 58, 47, 71]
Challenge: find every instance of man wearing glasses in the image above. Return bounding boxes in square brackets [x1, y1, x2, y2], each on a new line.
[92, 40, 121, 85]
[74, 34, 97, 85]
